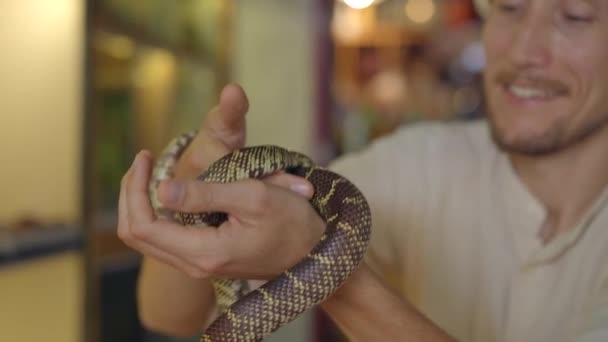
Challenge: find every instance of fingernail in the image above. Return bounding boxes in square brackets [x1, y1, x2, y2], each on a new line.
[164, 180, 185, 205]
[290, 182, 312, 197]
[130, 153, 139, 168]
[132, 150, 148, 166]
[131, 151, 148, 175]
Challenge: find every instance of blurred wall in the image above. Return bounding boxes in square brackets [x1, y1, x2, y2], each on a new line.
[232, 1, 316, 341]
[234, 0, 316, 156]
[0, 0, 84, 224]
[0, 1, 85, 341]
[0, 252, 84, 342]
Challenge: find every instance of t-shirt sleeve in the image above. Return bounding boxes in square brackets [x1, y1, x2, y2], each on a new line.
[328, 123, 434, 290]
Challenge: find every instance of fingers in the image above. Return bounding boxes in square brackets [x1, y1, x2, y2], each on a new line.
[158, 169, 315, 215]
[117, 165, 133, 240]
[126, 153, 220, 249]
[120, 151, 225, 273]
[264, 172, 314, 199]
[118, 149, 324, 280]
[157, 178, 266, 216]
[126, 151, 156, 225]
[117, 157, 209, 278]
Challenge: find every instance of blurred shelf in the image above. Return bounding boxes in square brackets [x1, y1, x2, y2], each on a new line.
[0, 224, 83, 267]
[90, 211, 142, 273]
[93, 3, 215, 68]
[334, 24, 427, 47]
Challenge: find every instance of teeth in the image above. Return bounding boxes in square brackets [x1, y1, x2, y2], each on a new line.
[509, 85, 552, 99]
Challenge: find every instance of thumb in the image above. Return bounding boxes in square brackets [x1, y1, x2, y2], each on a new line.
[264, 172, 315, 199]
[203, 83, 249, 148]
[176, 84, 249, 178]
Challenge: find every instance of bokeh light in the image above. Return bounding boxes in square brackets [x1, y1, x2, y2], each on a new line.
[405, 0, 436, 24]
[343, 0, 375, 10]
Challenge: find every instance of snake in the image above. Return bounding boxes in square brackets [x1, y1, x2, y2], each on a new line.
[148, 131, 372, 341]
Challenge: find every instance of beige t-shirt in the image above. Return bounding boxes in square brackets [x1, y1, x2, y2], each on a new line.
[329, 119, 608, 342]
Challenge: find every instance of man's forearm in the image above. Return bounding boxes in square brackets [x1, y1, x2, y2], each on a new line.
[137, 257, 217, 337]
[321, 263, 456, 341]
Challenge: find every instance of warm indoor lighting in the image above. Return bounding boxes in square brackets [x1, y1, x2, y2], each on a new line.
[405, 0, 436, 24]
[96, 32, 135, 60]
[343, 0, 375, 10]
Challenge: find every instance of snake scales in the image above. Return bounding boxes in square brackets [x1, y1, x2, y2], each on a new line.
[148, 131, 372, 341]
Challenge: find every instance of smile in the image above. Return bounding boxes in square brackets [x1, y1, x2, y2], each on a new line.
[502, 82, 568, 102]
[508, 85, 554, 99]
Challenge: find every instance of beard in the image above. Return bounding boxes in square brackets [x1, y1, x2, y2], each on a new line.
[483, 67, 608, 156]
[487, 105, 608, 156]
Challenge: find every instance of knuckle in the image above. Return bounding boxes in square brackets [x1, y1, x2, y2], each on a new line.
[180, 182, 206, 212]
[117, 227, 131, 242]
[188, 147, 207, 171]
[120, 172, 129, 188]
[199, 183, 216, 210]
[197, 254, 229, 274]
[129, 224, 148, 241]
[249, 181, 270, 213]
[267, 172, 289, 187]
[185, 267, 206, 279]
[190, 135, 226, 171]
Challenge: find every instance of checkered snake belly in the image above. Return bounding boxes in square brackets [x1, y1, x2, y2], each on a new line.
[148, 132, 372, 341]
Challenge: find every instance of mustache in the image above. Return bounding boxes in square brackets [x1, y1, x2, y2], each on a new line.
[494, 69, 570, 93]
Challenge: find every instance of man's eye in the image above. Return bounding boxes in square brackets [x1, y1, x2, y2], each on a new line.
[498, 4, 518, 12]
[495, 1, 520, 14]
[564, 13, 593, 23]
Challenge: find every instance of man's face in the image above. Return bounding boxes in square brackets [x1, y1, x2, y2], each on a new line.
[482, 0, 608, 155]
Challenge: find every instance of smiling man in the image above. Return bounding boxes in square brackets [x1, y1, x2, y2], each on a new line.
[122, 0, 608, 341]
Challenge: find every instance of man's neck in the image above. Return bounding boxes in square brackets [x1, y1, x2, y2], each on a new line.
[509, 126, 608, 243]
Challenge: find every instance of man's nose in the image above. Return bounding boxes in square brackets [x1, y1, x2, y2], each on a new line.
[508, 15, 553, 69]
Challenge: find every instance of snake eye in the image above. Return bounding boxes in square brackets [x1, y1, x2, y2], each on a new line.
[286, 165, 307, 177]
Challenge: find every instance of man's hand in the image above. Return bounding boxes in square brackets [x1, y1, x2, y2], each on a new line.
[173, 83, 249, 179]
[118, 84, 326, 280]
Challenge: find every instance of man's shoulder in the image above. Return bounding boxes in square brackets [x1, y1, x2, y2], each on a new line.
[329, 118, 497, 184]
[379, 118, 496, 162]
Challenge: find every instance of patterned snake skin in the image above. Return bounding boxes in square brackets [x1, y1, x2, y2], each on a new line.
[148, 131, 372, 341]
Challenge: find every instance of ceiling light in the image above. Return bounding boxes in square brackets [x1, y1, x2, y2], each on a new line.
[343, 0, 375, 10]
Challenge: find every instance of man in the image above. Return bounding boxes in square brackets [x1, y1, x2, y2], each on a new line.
[118, 0, 608, 341]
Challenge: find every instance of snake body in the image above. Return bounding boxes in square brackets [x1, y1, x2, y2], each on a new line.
[149, 132, 372, 341]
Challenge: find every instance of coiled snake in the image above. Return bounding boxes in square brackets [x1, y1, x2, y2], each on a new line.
[148, 131, 372, 341]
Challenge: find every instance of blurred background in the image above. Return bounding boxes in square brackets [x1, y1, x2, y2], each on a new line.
[0, 0, 486, 341]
